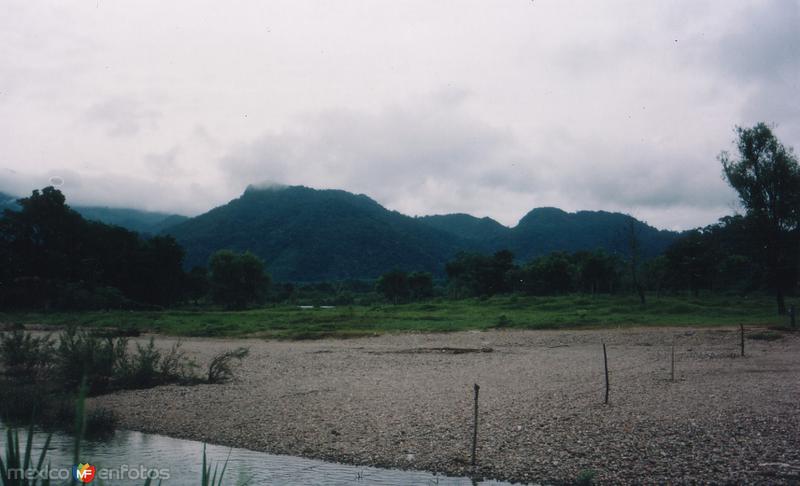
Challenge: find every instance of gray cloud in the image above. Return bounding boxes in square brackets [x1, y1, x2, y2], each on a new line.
[84, 96, 161, 137]
[2, 1, 799, 231]
[220, 92, 539, 210]
[144, 146, 182, 176]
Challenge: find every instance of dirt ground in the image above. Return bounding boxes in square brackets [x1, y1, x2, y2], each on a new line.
[92, 327, 800, 484]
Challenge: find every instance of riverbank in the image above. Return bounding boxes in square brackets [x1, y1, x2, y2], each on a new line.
[90, 327, 800, 484]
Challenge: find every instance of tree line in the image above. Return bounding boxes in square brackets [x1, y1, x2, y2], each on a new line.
[0, 123, 797, 313]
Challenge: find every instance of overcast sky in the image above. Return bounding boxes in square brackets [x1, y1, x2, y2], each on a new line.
[1, 1, 798, 230]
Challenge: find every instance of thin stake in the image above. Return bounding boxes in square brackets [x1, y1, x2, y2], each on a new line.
[602, 342, 609, 404]
[740, 323, 745, 357]
[670, 339, 675, 382]
[471, 383, 480, 467]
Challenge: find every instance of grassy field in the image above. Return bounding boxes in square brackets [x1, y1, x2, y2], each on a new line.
[0, 294, 790, 339]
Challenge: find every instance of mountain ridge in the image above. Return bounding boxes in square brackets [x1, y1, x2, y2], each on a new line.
[163, 185, 680, 280]
[2, 187, 682, 280]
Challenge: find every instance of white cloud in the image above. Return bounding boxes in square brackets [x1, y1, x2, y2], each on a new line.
[0, 0, 797, 230]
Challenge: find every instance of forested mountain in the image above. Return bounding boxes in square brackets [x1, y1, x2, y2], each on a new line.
[165, 185, 680, 281]
[419, 207, 679, 261]
[511, 207, 679, 261]
[0, 191, 187, 234]
[164, 185, 466, 281]
[416, 214, 512, 252]
[74, 207, 189, 235]
[0, 192, 17, 211]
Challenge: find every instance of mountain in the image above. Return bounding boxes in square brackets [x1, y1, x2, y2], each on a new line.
[417, 214, 511, 252]
[510, 207, 679, 261]
[164, 185, 467, 281]
[419, 207, 679, 262]
[73, 206, 189, 235]
[4, 186, 682, 281]
[0, 191, 188, 235]
[166, 185, 681, 281]
[0, 192, 18, 211]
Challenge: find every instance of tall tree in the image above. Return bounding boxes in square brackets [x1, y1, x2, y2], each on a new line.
[626, 217, 646, 305]
[208, 250, 270, 309]
[376, 270, 410, 303]
[719, 123, 800, 314]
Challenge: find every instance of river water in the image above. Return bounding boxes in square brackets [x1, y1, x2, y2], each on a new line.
[0, 422, 522, 485]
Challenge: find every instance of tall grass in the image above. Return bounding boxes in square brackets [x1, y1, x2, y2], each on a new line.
[1, 382, 229, 486]
[0, 425, 52, 486]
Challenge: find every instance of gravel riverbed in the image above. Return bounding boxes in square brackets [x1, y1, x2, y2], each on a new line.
[92, 327, 800, 484]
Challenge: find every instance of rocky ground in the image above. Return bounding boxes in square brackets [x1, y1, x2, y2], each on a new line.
[91, 327, 800, 484]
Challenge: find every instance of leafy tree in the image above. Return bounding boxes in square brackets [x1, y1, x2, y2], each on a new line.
[184, 266, 209, 304]
[445, 250, 516, 297]
[517, 252, 576, 295]
[625, 217, 646, 305]
[208, 250, 270, 309]
[662, 230, 718, 296]
[376, 270, 410, 303]
[407, 272, 434, 300]
[575, 250, 620, 295]
[719, 123, 800, 314]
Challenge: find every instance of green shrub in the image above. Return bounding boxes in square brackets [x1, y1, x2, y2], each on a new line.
[0, 330, 53, 379]
[207, 347, 249, 384]
[55, 328, 128, 393]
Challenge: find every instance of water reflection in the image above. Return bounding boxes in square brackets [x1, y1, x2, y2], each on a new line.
[0, 422, 520, 485]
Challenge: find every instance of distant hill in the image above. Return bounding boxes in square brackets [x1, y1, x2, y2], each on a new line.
[164, 185, 466, 281]
[4, 186, 682, 280]
[511, 207, 679, 260]
[416, 214, 511, 252]
[419, 207, 679, 262]
[166, 185, 680, 281]
[73, 206, 189, 235]
[0, 192, 18, 211]
[0, 191, 188, 235]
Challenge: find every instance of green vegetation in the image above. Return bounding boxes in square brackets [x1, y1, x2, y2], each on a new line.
[209, 250, 269, 309]
[0, 294, 783, 339]
[0, 187, 186, 310]
[1, 123, 798, 320]
[1, 425, 52, 486]
[1, 388, 229, 486]
[207, 348, 249, 384]
[720, 122, 800, 315]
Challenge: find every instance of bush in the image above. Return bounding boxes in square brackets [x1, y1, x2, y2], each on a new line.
[207, 347, 249, 384]
[117, 338, 198, 388]
[0, 330, 53, 378]
[55, 327, 128, 393]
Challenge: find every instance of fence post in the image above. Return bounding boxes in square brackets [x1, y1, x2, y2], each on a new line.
[603, 342, 609, 404]
[740, 323, 745, 357]
[670, 338, 675, 382]
[471, 383, 480, 467]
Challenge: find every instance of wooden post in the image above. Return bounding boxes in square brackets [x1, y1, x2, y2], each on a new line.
[670, 339, 675, 382]
[471, 383, 480, 467]
[740, 323, 745, 357]
[603, 343, 609, 404]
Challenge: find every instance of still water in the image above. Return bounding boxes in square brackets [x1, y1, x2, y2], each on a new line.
[0, 422, 521, 485]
